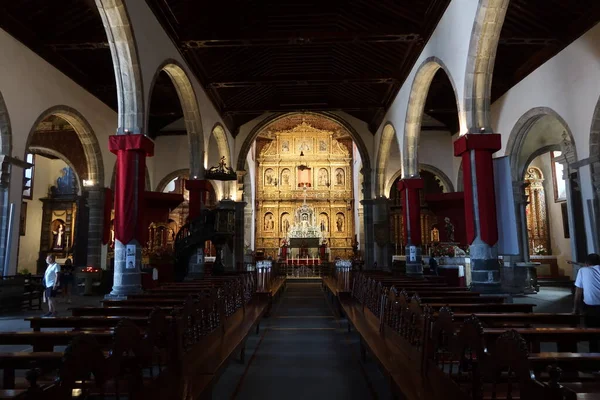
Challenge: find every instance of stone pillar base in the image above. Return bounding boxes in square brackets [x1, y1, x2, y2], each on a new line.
[405, 245, 423, 276]
[501, 263, 539, 294]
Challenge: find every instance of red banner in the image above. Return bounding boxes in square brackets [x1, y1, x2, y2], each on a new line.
[185, 179, 212, 220]
[397, 178, 424, 246]
[109, 135, 154, 244]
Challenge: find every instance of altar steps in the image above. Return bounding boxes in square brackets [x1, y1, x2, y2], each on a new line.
[285, 277, 322, 283]
[538, 276, 573, 289]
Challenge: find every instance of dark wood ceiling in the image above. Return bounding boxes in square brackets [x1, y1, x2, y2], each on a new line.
[1, 1, 599, 137]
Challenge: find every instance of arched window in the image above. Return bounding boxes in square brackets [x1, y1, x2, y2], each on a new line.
[525, 167, 550, 255]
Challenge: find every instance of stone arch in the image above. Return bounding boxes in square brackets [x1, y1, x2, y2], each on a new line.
[464, 0, 510, 133]
[25, 106, 104, 186]
[404, 57, 461, 178]
[236, 111, 373, 196]
[385, 163, 455, 197]
[148, 61, 204, 176]
[209, 123, 231, 168]
[156, 168, 190, 192]
[0, 90, 11, 156]
[505, 107, 577, 182]
[376, 122, 397, 197]
[96, 0, 144, 133]
[28, 146, 83, 195]
[589, 96, 600, 194]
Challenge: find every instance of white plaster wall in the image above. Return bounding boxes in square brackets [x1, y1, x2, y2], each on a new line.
[529, 154, 572, 276]
[17, 157, 68, 273]
[122, 0, 233, 161]
[492, 23, 600, 160]
[151, 135, 190, 188]
[373, 0, 481, 181]
[0, 28, 119, 274]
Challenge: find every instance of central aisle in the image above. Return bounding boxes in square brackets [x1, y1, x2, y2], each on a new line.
[216, 282, 377, 400]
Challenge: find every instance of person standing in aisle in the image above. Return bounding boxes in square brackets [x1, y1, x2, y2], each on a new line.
[43, 254, 61, 317]
[573, 253, 600, 352]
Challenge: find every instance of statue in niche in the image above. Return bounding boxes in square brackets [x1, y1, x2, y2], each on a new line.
[51, 219, 66, 250]
[431, 226, 440, 243]
[336, 214, 344, 233]
[281, 169, 290, 186]
[265, 169, 275, 185]
[335, 169, 344, 186]
[444, 217, 455, 242]
[320, 214, 328, 232]
[282, 215, 290, 233]
[282, 140, 290, 152]
[299, 140, 310, 153]
[318, 169, 328, 186]
[264, 213, 274, 231]
[319, 140, 327, 152]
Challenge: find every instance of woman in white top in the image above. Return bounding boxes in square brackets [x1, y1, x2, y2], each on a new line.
[43, 254, 61, 317]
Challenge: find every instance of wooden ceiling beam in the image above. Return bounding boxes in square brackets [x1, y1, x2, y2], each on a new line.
[208, 76, 397, 89]
[181, 33, 421, 48]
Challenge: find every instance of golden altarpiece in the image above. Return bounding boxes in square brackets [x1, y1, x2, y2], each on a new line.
[255, 121, 354, 260]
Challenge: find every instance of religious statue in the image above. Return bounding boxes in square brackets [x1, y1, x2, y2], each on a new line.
[52, 221, 65, 250]
[336, 169, 343, 185]
[264, 214, 274, 231]
[282, 140, 290, 152]
[320, 218, 326, 232]
[444, 217, 455, 242]
[319, 140, 327, 152]
[336, 215, 344, 232]
[281, 170, 290, 186]
[283, 218, 290, 233]
[299, 140, 310, 153]
[218, 156, 227, 171]
[318, 169, 328, 186]
[265, 169, 275, 185]
[431, 226, 440, 243]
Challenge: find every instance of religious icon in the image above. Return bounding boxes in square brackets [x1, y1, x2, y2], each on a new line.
[283, 218, 290, 233]
[431, 226, 440, 243]
[265, 169, 275, 185]
[298, 140, 310, 153]
[264, 213, 274, 231]
[318, 169, 328, 186]
[320, 214, 328, 232]
[336, 213, 344, 233]
[444, 217, 455, 242]
[282, 140, 290, 152]
[319, 140, 327, 152]
[335, 169, 344, 185]
[51, 220, 66, 250]
[281, 169, 290, 186]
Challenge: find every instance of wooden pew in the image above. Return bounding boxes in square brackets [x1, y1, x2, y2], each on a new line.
[24, 316, 154, 332]
[71, 306, 178, 317]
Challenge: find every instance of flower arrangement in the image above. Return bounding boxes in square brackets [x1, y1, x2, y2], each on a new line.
[430, 243, 456, 257]
[533, 244, 547, 256]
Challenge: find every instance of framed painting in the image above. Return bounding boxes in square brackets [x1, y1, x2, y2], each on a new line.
[551, 151, 567, 202]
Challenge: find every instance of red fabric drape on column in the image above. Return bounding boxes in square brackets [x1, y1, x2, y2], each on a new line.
[398, 179, 424, 246]
[454, 134, 501, 246]
[109, 135, 154, 244]
[185, 179, 211, 220]
[102, 188, 113, 245]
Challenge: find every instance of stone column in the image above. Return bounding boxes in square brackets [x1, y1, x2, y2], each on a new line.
[398, 178, 424, 275]
[185, 179, 211, 220]
[106, 135, 154, 299]
[85, 186, 104, 269]
[361, 199, 375, 268]
[372, 197, 391, 269]
[454, 134, 502, 293]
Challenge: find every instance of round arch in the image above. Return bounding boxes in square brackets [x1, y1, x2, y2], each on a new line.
[0, 90, 11, 155]
[386, 163, 455, 197]
[505, 107, 577, 182]
[236, 111, 373, 195]
[464, 0, 510, 133]
[96, 0, 144, 133]
[28, 146, 83, 195]
[403, 57, 462, 178]
[156, 168, 189, 192]
[376, 123, 397, 197]
[209, 123, 231, 168]
[25, 106, 104, 186]
[589, 96, 600, 193]
[148, 60, 204, 177]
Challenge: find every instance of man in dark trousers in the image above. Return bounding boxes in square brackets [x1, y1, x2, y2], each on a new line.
[573, 253, 600, 352]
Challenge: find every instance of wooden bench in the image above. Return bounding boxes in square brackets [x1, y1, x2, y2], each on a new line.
[24, 316, 155, 332]
[71, 306, 178, 317]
